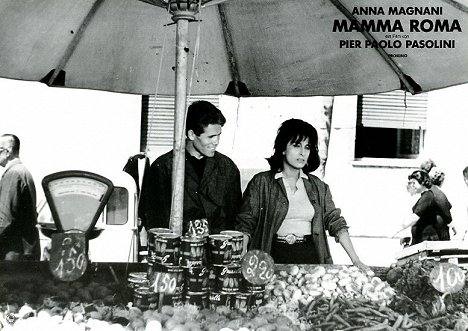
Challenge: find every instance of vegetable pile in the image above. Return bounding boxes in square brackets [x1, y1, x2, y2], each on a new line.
[0, 301, 299, 331]
[0, 274, 299, 331]
[386, 260, 468, 331]
[3, 261, 468, 330]
[0, 277, 125, 308]
[267, 265, 395, 307]
[301, 294, 418, 330]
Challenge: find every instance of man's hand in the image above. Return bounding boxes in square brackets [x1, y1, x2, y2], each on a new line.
[4, 251, 20, 261]
[451, 225, 457, 236]
[42, 242, 52, 261]
[241, 233, 250, 257]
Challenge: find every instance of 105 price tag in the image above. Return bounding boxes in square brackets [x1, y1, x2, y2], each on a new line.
[430, 262, 466, 294]
[241, 250, 275, 285]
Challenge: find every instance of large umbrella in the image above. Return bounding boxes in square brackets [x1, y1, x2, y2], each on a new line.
[1, 0, 467, 234]
[1, 0, 467, 96]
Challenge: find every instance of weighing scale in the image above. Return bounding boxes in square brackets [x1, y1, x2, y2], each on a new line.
[39, 170, 114, 281]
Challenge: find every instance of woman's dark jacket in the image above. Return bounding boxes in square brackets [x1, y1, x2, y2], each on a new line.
[430, 185, 452, 240]
[235, 171, 349, 264]
[411, 190, 439, 245]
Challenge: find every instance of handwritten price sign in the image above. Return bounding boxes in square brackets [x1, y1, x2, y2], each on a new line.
[49, 232, 88, 282]
[150, 272, 178, 294]
[430, 262, 466, 294]
[241, 250, 275, 285]
[187, 218, 209, 237]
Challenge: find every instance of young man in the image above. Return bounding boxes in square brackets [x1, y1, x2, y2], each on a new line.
[146, 101, 242, 235]
[0, 134, 40, 260]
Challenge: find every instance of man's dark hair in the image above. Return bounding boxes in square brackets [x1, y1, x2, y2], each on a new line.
[185, 101, 226, 136]
[1, 134, 20, 156]
[463, 166, 468, 179]
[266, 118, 320, 173]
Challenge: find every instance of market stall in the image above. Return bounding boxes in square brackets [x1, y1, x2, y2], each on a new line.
[2, 241, 468, 331]
[3, 172, 468, 331]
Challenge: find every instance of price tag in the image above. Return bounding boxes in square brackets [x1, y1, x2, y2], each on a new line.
[241, 250, 275, 285]
[186, 218, 209, 237]
[49, 232, 88, 282]
[430, 262, 466, 294]
[150, 271, 178, 294]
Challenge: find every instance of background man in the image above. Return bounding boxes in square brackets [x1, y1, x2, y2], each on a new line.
[146, 101, 242, 234]
[0, 134, 40, 260]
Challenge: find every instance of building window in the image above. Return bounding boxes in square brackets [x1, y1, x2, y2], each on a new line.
[355, 90, 427, 159]
[106, 187, 128, 225]
[141, 95, 220, 155]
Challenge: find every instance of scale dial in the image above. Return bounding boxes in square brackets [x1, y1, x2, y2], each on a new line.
[42, 171, 114, 234]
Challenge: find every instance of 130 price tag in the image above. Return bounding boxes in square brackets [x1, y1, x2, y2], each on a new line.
[49, 232, 87, 282]
[430, 262, 466, 294]
[241, 250, 275, 285]
[150, 272, 178, 294]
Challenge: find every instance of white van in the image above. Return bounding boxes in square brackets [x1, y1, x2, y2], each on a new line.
[37, 171, 140, 263]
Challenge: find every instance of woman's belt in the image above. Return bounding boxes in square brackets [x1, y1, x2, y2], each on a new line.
[275, 233, 312, 245]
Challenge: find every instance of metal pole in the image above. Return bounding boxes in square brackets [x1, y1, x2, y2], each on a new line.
[169, 18, 189, 236]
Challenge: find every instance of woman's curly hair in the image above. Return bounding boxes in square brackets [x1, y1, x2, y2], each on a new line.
[429, 167, 445, 186]
[408, 169, 432, 188]
[420, 159, 445, 186]
[266, 118, 320, 173]
[420, 159, 436, 173]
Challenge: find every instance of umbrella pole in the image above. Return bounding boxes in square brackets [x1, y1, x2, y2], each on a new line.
[169, 18, 190, 236]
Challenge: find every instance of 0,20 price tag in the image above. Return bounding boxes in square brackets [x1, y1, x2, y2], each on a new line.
[241, 250, 275, 285]
[430, 262, 466, 294]
[150, 272, 177, 294]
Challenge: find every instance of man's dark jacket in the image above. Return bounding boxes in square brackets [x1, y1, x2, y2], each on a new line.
[146, 150, 242, 234]
[0, 160, 40, 259]
[430, 185, 452, 240]
[123, 155, 151, 230]
[235, 171, 349, 264]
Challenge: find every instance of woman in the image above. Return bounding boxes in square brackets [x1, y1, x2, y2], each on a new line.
[420, 159, 453, 239]
[235, 119, 367, 268]
[394, 170, 440, 245]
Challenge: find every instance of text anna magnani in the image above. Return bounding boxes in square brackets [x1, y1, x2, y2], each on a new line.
[334, 6, 462, 52]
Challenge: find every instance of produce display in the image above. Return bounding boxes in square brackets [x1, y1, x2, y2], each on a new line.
[0, 271, 298, 331]
[2, 259, 468, 331]
[385, 260, 468, 331]
[268, 265, 395, 306]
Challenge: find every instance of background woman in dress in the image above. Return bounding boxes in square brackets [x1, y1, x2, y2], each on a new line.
[235, 118, 367, 269]
[394, 170, 441, 245]
[420, 159, 454, 239]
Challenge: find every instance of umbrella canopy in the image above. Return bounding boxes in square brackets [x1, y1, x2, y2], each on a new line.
[1, 0, 467, 235]
[0, 0, 467, 97]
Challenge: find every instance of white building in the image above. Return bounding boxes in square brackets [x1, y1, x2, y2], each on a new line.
[1, 77, 467, 266]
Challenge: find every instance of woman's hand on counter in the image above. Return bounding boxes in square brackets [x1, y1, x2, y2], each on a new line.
[353, 258, 371, 272]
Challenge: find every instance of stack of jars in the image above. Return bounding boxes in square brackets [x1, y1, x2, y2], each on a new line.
[208, 231, 265, 312]
[131, 227, 266, 311]
[147, 228, 185, 307]
[127, 271, 155, 310]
